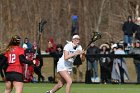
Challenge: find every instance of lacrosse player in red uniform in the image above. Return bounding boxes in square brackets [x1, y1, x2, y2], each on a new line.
[23, 49, 35, 82]
[0, 35, 34, 93]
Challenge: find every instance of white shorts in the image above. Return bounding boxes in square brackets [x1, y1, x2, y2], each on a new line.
[57, 63, 72, 73]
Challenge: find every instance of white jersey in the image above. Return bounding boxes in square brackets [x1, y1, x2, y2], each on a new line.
[57, 42, 82, 72]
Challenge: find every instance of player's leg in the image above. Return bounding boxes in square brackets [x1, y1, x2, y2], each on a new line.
[4, 81, 13, 93]
[46, 73, 65, 93]
[59, 70, 72, 93]
[46, 70, 72, 93]
[13, 81, 23, 93]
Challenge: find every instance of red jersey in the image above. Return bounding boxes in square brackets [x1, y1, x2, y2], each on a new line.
[34, 59, 40, 67]
[5, 46, 24, 74]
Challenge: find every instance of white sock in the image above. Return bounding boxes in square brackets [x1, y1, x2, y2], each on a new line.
[50, 90, 53, 93]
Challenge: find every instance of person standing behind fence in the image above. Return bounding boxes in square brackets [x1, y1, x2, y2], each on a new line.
[45, 34, 85, 93]
[111, 43, 129, 83]
[0, 35, 34, 93]
[99, 43, 111, 84]
[129, 40, 140, 84]
[45, 38, 57, 82]
[86, 42, 100, 82]
[134, 17, 140, 41]
[122, 16, 136, 46]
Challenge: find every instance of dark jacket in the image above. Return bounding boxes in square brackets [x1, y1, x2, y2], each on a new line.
[86, 46, 99, 62]
[122, 21, 136, 36]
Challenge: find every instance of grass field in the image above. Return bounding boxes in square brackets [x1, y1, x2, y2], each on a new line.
[0, 83, 140, 93]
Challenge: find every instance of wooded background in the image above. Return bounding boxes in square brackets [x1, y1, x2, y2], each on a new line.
[0, 0, 140, 51]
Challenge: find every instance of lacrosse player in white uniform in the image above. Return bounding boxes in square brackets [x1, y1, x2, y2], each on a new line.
[46, 34, 85, 93]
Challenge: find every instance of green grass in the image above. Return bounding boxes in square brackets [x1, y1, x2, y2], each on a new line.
[0, 83, 140, 93]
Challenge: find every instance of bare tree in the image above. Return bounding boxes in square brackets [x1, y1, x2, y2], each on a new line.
[0, 0, 140, 49]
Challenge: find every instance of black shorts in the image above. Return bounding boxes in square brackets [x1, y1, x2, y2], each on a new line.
[5, 72, 23, 82]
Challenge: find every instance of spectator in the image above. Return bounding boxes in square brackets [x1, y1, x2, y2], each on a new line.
[86, 42, 100, 82]
[99, 43, 111, 84]
[46, 37, 57, 54]
[111, 43, 129, 83]
[122, 16, 136, 46]
[46, 38, 57, 82]
[134, 17, 140, 41]
[129, 40, 140, 84]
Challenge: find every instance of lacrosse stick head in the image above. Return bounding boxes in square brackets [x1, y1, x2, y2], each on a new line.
[91, 32, 101, 42]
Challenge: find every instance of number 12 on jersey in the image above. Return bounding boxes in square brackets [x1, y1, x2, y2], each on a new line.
[9, 54, 16, 63]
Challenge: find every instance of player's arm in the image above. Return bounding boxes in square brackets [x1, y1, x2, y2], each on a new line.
[0, 55, 7, 69]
